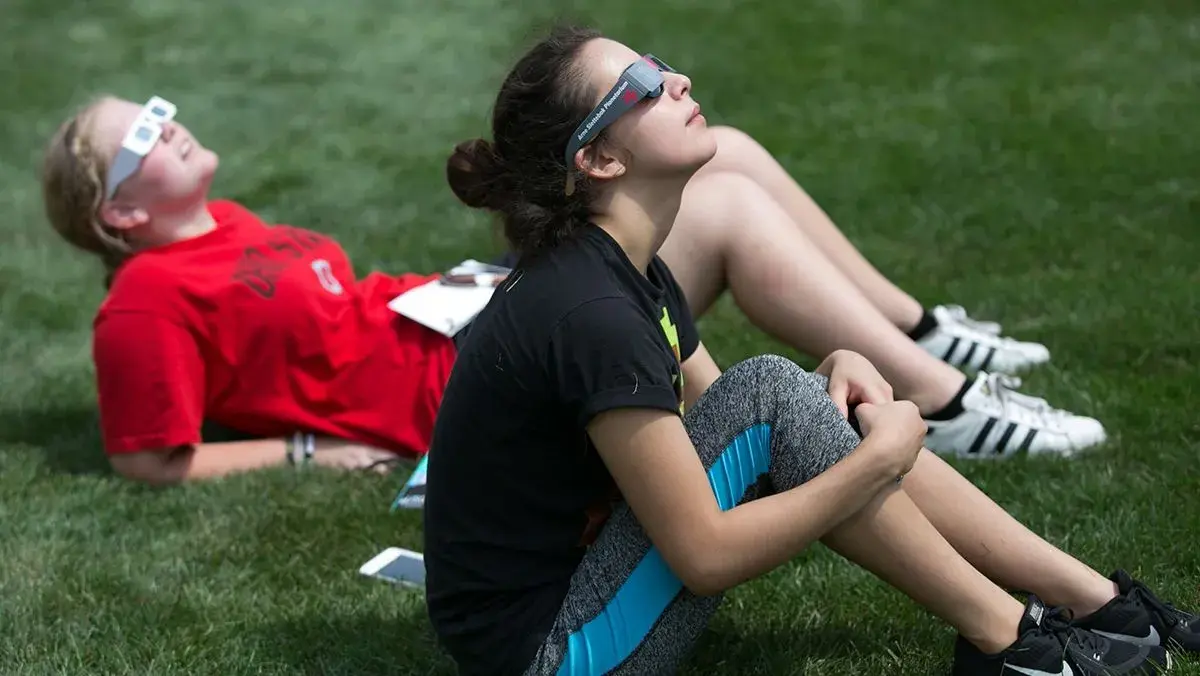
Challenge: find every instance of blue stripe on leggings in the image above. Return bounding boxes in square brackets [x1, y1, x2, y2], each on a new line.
[555, 423, 772, 676]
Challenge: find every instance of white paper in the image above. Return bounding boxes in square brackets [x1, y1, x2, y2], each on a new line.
[387, 260, 507, 337]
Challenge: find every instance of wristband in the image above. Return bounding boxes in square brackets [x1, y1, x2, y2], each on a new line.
[285, 431, 302, 466]
[303, 433, 315, 464]
[285, 432, 317, 467]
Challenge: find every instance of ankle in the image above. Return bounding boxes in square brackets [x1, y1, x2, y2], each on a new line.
[961, 598, 1024, 655]
[1067, 579, 1121, 620]
[1032, 572, 1119, 621]
[914, 374, 972, 419]
[902, 306, 936, 339]
[964, 618, 1021, 656]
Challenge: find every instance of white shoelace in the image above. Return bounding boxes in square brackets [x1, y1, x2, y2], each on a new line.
[983, 373, 1074, 429]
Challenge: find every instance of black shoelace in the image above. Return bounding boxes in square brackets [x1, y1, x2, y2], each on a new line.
[1043, 607, 1112, 664]
[1129, 581, 1193, 632]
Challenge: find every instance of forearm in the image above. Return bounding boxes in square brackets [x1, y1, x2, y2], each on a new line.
[134, 435, 381, 484]
[695, 438, 898, 594]
[115, 435, 316, 484]
[174, 439, 294, 482]
[138, 439, 290, 484]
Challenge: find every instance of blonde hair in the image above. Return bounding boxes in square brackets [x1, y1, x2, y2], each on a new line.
[40, 95, 134, 288]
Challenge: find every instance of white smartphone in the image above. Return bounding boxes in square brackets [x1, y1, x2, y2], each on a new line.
[359, 547, 426, 588]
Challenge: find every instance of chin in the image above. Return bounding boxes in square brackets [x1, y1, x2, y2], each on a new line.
[684, 124, 719, 161]
[201, 149, 220, 172]
[194, 153, 220, 186]
[686, 139, 719, 173]
[186, 164, 219, 203]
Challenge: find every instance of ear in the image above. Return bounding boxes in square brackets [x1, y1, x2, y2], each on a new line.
[575, 142, 628, 183]
[98, 201, 150, 232]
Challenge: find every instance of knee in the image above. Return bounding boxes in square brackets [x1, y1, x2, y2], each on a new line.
[673, 172, 772, 259]
[680, 171, 771, 226]
[727, 355, 846, 423]
[727, 354, 827, 396]
[726, 353, 803, 379]
[724, 358, 859, 485]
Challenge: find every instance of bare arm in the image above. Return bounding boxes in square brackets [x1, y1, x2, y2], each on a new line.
[681, 342, 722, 410]
[109, 437, 395, 485]
[109, 439, 289, 485]
[587, 408, 898, 596]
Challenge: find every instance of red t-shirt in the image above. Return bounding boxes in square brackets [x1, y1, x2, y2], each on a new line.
[92, 200, 458, 458]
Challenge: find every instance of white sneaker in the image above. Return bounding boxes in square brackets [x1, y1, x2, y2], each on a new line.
[923, 372, 1107, 459]
[933, 304, 1002, 336]
[916, 305, 1050, 374]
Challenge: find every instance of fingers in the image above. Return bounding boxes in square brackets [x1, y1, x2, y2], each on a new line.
[370, 461, 396, 475]
[852, 401, 877, 436]
[862, 380, 894, 405]
[362, 452, 401, 474]
[826, 377, 850, 419]
[854, 400, 876, 422]
[311, 446, 400, 473]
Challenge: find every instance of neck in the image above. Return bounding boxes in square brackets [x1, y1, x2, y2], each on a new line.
[133, 201, 216, 250]
[592, 175, 688, 273]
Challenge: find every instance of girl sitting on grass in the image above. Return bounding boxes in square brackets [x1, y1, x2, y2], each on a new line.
[422, 25, 1198, 676]
[37, 80, 1099, 485]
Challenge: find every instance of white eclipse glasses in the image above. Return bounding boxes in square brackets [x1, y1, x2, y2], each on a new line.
[105, 95, 177, 200]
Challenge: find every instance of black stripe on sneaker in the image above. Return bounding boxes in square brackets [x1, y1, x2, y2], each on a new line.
[994, 422, 1019, 455]
[969, 417, 998, 454]
[979, 346, 997, 373]
[942, 337, 961, 363]
[1017, 429, 1038, 454]
[959, 342, 979, 369]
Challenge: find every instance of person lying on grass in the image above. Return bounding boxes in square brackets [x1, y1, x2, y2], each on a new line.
[38, 89, 1101, 487]
[421, 25, 1198, 676]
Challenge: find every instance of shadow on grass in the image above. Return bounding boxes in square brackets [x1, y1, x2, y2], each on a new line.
[0, 403, 274, 478]
[682, 620, 898, 675]
[0, 404, 111, 476]
[260, 608, 456, 676]
[261, 604, 886, 676]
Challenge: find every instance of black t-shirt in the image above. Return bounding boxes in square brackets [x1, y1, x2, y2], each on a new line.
[423, 225, 700, 675]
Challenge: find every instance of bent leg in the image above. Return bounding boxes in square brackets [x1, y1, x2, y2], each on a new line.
[525, 356, 1022, 674]
[686, 357, 1024, 653]
[902, 449, 1118, 617]
[700, 125, 924, 330]
[524, 354, 865, 675]
[661, 171, 965, 414]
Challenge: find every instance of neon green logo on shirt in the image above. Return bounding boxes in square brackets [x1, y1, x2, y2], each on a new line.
[659, 306, 684, 412]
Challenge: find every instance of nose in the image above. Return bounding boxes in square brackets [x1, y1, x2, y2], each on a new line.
[160, 122, 177, 142]
[666, 72, 692, 100]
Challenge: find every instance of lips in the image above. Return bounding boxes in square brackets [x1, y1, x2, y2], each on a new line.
[180, 139, 192, 159]
[687, 104, 703, 124]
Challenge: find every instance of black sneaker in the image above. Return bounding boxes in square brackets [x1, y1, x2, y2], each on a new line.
[1074, 570, 1200, 655]
[951, 595, 1172, 675]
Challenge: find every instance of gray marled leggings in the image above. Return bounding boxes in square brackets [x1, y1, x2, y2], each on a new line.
[523, 354, 863, 676]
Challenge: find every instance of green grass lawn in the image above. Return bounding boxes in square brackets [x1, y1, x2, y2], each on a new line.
[1, 0, 1198, 673]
